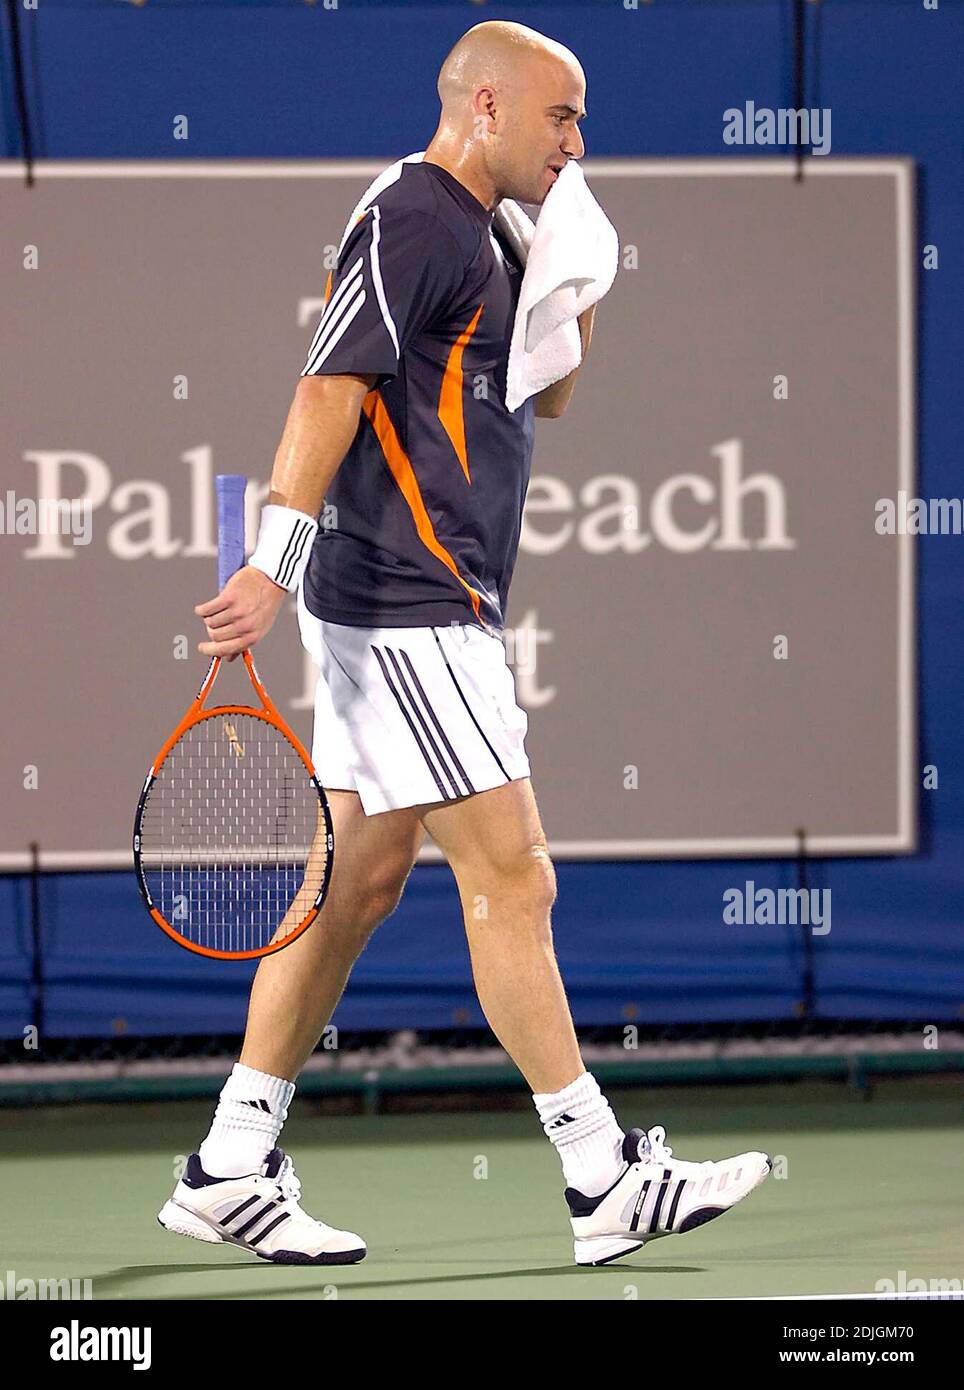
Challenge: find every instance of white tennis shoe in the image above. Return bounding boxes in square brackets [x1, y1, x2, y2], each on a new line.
[158, 1147, 366, 1265]
[567, 1125, 771, 1266]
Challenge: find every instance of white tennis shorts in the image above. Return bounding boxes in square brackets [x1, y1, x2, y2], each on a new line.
[296, 588, 531, 815]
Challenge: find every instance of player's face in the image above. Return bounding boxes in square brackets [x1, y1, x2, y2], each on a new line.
[497, 57, 586, 206]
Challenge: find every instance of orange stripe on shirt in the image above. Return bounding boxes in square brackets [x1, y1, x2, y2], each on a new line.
[362, 390, 483, 623]
[438, 303, 484, 483]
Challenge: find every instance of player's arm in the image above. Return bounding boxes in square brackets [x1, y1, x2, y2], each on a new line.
[195, 372, 375, 658]
[196, 201, 461, 657]
[266, 372, 376, 515]
[532, 303, 597, 419]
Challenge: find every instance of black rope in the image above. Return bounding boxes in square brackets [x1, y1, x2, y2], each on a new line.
[810, 0, 824, 119]
[795, 827, 816, 1019]
[29, 841, 45, 1047]
[792, 0, 808, 182]
[3, 0, 35, 185]
[25, 0, 47, 160]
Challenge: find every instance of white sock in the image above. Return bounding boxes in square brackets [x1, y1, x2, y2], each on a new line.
[197, 1062, 295, 1178]
[533, 1071, 625, 1197]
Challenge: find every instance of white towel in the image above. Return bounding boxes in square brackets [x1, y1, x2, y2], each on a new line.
[336, 152, 618, 412]
[501, 160, 618, 411]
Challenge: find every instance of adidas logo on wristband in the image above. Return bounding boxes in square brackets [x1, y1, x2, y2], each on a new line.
[248, 505, 319, 591]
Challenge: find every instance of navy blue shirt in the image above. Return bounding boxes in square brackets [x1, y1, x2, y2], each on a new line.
[301, 161, 534, 632]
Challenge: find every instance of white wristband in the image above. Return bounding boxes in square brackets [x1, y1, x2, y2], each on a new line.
[248, 505, 319, 591]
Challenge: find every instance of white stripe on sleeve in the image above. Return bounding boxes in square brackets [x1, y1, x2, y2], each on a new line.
[369, 205, 400, 360]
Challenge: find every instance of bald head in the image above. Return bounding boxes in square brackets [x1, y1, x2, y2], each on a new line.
[438, 21, 582, 110]
[428, 22, 586, 207]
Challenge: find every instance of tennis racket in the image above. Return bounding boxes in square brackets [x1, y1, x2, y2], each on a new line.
[133, 473, 333, 959]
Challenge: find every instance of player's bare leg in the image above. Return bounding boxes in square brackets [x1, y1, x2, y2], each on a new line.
[159, 790, 425, 1262]
[421, 777, 770, 1265]
[241, 789, 425, 1080]
[420, 777, 581, 1094]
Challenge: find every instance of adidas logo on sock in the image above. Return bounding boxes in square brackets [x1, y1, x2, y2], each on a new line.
[549, 1112, 577, 1129]
[240, 1099, 271, 1112]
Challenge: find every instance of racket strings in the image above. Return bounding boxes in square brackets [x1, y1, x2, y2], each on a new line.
[138, 713, 328, 954]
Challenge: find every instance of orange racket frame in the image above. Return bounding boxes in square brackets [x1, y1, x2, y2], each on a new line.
[133, 650, 334, 960]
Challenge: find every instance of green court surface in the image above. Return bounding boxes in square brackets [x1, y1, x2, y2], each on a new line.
[2, 1076, 960, 1301]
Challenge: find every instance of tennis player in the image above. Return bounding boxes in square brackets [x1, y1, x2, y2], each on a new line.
[159, 20, 771, 1267]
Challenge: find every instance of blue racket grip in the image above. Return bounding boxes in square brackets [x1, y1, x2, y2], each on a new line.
[216, 474, 247, 590]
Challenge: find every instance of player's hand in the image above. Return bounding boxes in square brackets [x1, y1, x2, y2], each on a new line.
[195, 565, 287, 660]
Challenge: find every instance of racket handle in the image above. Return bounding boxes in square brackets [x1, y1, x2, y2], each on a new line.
[216, 474, 247, 589]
